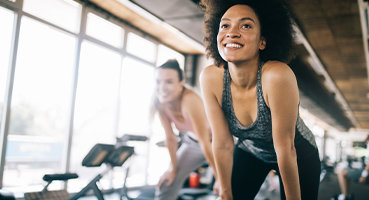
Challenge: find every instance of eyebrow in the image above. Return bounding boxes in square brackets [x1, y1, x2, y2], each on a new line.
[221, 17, 255, 23]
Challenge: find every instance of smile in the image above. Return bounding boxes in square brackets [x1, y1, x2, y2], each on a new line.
[225, 43, 243, 48]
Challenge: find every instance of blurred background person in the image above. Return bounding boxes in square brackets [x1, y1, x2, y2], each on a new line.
[332, 135, 369, 200]
[151, 59, 218, 200]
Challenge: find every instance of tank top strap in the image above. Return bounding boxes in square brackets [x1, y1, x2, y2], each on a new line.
[223, 63, 231, 86]
[222, 63, 231, 109]
[256, 62, 264, 98]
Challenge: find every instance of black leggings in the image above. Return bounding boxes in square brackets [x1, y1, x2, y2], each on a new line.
[231, 143, 320, 200]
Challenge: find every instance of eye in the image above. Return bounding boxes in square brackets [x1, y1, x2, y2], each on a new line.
[220, 23, 228, 29]
[241, 24, 251, 29]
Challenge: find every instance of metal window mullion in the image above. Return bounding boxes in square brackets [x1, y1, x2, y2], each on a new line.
[0, 0, 22, 188]
[114, 27, 130, 140]
[63, 3, 87, 189]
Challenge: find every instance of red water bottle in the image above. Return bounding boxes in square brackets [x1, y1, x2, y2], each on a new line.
[189, 172, 200, 188]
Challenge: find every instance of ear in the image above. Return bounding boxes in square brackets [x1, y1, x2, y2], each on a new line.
[179, 79, 185, 86]
[259, 37, 266, 50]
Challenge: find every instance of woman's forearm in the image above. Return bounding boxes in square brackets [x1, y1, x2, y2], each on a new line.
[166, 137, 178, 172]
[203, 146, 218, 178]
[276, 147, 301, 200]
[213, 144, 234, 195]
[198, 140, 218, 179]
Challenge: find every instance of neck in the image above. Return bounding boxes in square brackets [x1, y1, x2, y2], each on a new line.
[167, 100, 181, 111]
[166, 87, 185, 111]
[228, 59, 260, 89]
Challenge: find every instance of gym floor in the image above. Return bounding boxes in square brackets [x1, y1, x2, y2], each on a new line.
[318, 172, 369, 200]
[79, 173, 369, 200]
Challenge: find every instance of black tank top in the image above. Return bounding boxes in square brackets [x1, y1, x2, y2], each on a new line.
[222, 62, 317, 163]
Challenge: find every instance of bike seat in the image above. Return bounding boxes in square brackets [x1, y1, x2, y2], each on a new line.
[43, 173, 78, 182]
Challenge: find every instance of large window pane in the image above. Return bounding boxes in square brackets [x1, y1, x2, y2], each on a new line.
[86, 13, 124, 48]
[23, 0, 81, 33]
[69, 41, 122, 192]
[147, 117, 170, 185]
[4, 16, 76, 191]
[126, 33, 156, 63]
[119, 57, 154, 134]
[118, 57, 155, 187]
[0, 7, 14, 129]
[157, 44, 185, 69]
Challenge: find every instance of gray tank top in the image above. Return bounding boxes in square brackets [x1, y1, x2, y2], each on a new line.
[222, 62, 317, 163]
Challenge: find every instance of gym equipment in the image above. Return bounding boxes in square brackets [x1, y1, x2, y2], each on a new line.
[0, 190, 16, 200]
[178, 163, 216, 200]
[70, 144, 134, 200]
[24, 173, 79, 200]
[115, 134, 149, 200]
[24, 142, 134, 200]
[155, 133, 216, 200]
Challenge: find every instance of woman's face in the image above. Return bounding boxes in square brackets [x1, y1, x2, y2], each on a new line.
[217, 4, 266, 63]
[155, 68, 184, 104]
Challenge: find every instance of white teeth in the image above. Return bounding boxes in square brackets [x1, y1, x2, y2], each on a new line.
[226, 43, 242, 48]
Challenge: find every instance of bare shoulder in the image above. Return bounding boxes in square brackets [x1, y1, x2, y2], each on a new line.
[181, 88, 204, 114]
[261, 61, 296, 84]
[261, 61, 299, 107]
[200, 64, 224, 84]
[182, 88, 201, 103]
[199, 65, 225, 105]
[200, 64, 224, 96]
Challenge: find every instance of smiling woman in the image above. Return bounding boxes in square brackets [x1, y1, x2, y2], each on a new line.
[216, 5, 265, 66]
[150, 59, 219, 200]
[199, 0, 321, 200]
[201, 0, 293, 67]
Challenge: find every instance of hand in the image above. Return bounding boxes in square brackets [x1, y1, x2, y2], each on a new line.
[219, 190, 233, 200]
[157, 170, 176, 188]
[359, 176, 366, 183]
[213, 179, 220, 196]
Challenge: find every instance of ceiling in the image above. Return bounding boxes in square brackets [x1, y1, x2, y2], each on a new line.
[87, 0, 369, 131]
[287, 0, 369, 130]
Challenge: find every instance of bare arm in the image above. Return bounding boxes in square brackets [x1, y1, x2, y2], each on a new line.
[182, 92, 218, 179]
[359, 159, 369, 183]
[200, 66, 234, 200]
[364, 162, 369, 172]
[263, 62, 301, 200]
[157, 109, 178, 186]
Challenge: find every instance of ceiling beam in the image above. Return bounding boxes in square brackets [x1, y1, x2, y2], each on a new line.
[293, 25, 359, 128]
[88, 0, 205, 54]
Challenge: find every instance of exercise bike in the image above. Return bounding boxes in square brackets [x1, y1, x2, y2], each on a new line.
[23, 134, 148, 200]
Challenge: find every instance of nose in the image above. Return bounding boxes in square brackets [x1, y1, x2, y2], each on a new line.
[157, 83, 167, 92]
[226, 32, 240, 38]
[226, 27, 240, 38]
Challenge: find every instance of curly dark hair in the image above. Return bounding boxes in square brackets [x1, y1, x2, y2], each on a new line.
[200, 0, 294, 66]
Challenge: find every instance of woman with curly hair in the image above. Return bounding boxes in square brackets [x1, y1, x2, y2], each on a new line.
[199, 0, 321, 199]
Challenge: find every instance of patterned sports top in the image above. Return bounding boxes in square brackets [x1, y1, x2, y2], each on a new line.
[222, 62, 317, 163]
